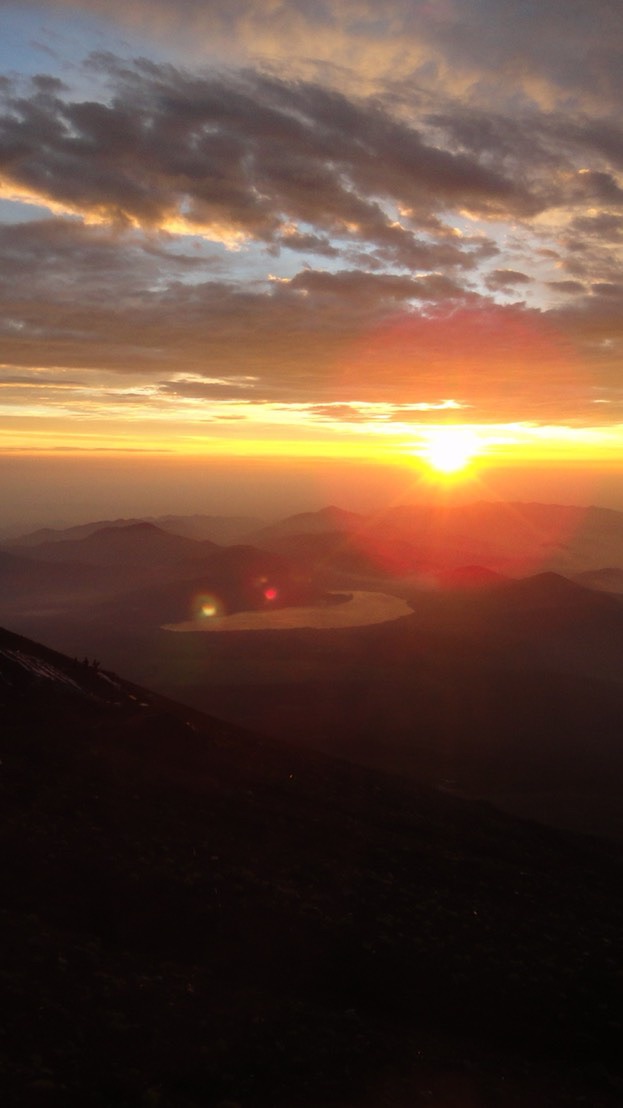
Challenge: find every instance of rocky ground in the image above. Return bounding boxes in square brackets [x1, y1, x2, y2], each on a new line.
[2, 626, 623, 1106]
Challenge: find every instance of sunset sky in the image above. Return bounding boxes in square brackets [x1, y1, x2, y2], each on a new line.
[1, 0, 622, 526]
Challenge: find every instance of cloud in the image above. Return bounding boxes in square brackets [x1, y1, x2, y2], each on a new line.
[0, 216, 209, 291]
[23, 1, 623, 116]
[485, 269, 532, 291]
[568, 213, 623, 242]
[326, 303, 600, 421]
[158, 377, 261, 402]
[273, 228, 339, 258]
[303, 403, 377, 424]
[590, 282, 623, 298]
[0, 17, 622, 438]
[4, 47, 621, 294]
[286, 268, 469, 302]
[0, 370, 80, 386]
[0, 61, 537, 266]
[0, 206, 618, 425]
[547, 280, 586, 295]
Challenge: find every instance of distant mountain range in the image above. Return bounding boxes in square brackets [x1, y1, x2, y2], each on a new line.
[8, 512, 264, 548]
[8, 499, 623, 579]
[248, 500, 623, 578]
[2, 500, 623, 843]
[0, 520, 327, 629]
[7, 521, 218, 568]
[575, 566, 623, 593]
[3, 623, 623, 1106]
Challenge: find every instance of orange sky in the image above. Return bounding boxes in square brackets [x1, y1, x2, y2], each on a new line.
[0, 1, 622, 523]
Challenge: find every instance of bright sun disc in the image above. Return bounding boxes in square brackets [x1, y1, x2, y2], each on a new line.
[422, 427, 480, 474]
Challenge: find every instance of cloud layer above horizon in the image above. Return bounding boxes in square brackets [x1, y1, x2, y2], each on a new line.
[1, 0, 622, 455]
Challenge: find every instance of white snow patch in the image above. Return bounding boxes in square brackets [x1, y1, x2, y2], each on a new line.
[0, 647, 83, 692]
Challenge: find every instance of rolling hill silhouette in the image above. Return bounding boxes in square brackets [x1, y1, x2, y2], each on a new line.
[10, 513, 264, 548]
[575, 567, 623, 593]
[8, 521, 217, 568]
[247, 500, 623, 576]
[251, 504, 364, 540]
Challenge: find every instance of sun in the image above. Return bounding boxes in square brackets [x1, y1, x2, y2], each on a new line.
[421, 426, 481, 475]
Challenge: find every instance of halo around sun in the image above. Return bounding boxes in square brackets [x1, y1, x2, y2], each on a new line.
[421, 426, 481, 475]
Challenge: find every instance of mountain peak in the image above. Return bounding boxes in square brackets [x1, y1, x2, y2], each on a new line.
[88, 521, 162, 538]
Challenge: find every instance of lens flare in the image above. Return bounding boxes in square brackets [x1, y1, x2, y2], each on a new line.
[195, 593, 222, 619]
[263, 586, 278, 601]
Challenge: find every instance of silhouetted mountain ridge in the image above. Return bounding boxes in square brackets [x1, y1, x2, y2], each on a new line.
[8, 521, 218, 568]
[574, 567, 623, 593]
[7, 500, 623, 582]
[245, 499, 623, 576]
[8, 513, 265, 548]
[251, 504, 364, 542]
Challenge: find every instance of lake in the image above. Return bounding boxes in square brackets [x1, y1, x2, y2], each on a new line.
[163, 590, 413, 633]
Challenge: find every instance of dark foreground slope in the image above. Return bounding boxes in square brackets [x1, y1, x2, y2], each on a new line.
[2, 627, 623, 1107]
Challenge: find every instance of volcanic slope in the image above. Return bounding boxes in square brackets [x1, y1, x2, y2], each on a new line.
[2, 625, 623, 1107]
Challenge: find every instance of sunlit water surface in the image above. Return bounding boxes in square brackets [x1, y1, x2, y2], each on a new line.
[163, 590, 412, 633]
